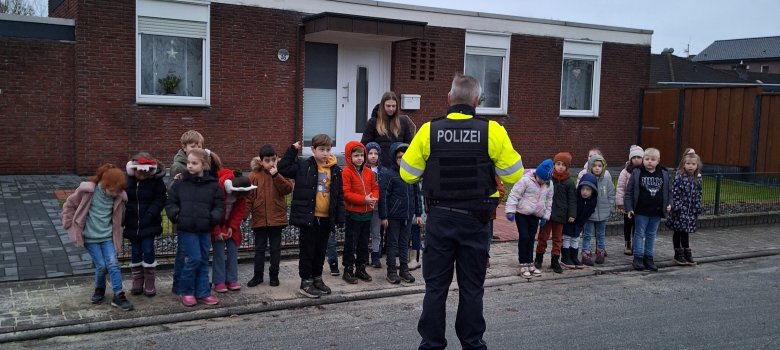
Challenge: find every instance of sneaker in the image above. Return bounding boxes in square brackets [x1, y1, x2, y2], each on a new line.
[313, 276, 331, 294]
[226, 282, 241, 291]
[519, 264, 532, 279]
[199, 295, 220, 305]
[530, 265, 542, 277]
[298, 279, 322, 299]
[214, 283, 228, 293]
[342, 267, 358, 284]
[595, 249, 606, 264]
[181, 295, 197, 307]
[329, 262, 340, 276]
[399, 270, 415, 283]
[247, 276, 263, 287]
[91, 288, 105, 304]
[581, 250, 594, 266]
[355, 267, 372, 282]
[111, 292, 134, 311]
[386, 271, 401, 284]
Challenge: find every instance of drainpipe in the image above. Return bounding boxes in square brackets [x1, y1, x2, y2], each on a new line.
[293, 23, 303, 145]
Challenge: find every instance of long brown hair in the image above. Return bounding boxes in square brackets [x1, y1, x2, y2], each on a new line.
[88, 163, 127, 194]
[376, 91, 401, 138]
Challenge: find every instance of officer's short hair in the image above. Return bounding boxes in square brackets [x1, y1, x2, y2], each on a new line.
[449, 75, 482, 105]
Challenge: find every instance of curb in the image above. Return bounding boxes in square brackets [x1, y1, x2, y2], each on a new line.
[1, 248, 777, 343]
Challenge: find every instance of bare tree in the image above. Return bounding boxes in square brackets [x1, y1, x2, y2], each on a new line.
[0, 0, 46, 16]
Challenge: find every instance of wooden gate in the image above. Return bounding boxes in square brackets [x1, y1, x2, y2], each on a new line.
[640, 89, 679, 166]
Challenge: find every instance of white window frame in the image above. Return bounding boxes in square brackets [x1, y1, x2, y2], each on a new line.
[560, 40, 602, 118]
[465, 31, 511, 115]
[136, 0, 210, 106]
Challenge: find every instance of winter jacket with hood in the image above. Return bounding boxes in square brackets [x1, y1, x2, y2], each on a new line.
[550, 170, 577, 224]
[624, 165, 672, 218]
[165, 171, 224, 233]
[61, 182, 127, 252]
[248, 158, 293, 228]
[379, 142, 422, 220]
[342, 141, 380, 215]
[278, 145, 345, 229]
[169, 149, 189, 185]
[210, 169, 249, 246]
[575, 173, 599, 227]
[123, 160, 167, 242]
[361, 104, 416, 168]
[505, 169, 554, 220]
[585, 155, 615, 221]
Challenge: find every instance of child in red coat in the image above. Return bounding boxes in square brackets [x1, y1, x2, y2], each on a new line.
[211, 168, 255, 293]
[341, 140, 380, 283]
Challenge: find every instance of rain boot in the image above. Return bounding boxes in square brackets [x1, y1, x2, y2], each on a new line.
[129, 263, 144, 295]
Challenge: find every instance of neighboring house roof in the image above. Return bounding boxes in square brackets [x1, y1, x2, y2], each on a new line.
[693, 36, 780, 62]
[650, 53, 744, 86]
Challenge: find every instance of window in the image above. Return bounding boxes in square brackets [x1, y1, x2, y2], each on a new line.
[761, 65, 770, 73]
[136, 0, 210, 106]
[465, 31, 510, 115]
[560, 40, 602, 117]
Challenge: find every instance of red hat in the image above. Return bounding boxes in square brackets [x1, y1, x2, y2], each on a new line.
[553, 152, 572, 167]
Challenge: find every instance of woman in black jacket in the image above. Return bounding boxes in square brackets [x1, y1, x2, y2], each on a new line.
[361, 91, 416, 168]
[123, 153, 167, 297]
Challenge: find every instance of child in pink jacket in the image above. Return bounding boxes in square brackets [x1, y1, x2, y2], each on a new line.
[505, 159, 554, 279]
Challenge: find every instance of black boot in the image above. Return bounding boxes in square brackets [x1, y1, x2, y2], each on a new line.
[550, 255, 563, 274]
[633, 256, 644, 271]
[269, 272, 279, 287]
[534, 253, 544, 269]
[643, 256, 658, 272]
[248, 274, 263, 287]
[673, 248, 687, 266]
[683, 248, 697, 266]
[570, 248, 583, 269]
[342, 267, 358, 284]
[560, 248, 574, 269]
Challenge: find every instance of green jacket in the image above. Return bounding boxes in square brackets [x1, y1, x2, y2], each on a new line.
[550, 175, 577, 224]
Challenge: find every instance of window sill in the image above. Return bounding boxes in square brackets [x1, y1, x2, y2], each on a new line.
[559, 112, 598, 118]
[136, 96, 210, 107]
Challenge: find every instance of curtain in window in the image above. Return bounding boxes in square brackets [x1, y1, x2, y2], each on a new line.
[560, 58, 594, 110]
[140, 34, 203, 97]
[466, 54, 503, 108]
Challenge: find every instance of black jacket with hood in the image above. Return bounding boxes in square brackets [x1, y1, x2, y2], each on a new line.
[123, 161, 167, 241]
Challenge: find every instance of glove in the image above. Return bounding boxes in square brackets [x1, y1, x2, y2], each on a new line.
[505, 212, 515, 222]
[539, 219, 547, 228]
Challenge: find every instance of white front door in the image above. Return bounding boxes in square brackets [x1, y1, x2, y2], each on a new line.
[335, 43, 390, 156]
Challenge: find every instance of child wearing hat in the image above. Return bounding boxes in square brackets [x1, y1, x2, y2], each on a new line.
[580, 154, 615, 266]
[505, 159, 554, 279]
[616, 145, 645, 255]
[535, 153, 576, 274]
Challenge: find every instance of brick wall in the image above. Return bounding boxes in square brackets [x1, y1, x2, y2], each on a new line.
[71, 1, 302, 174]
[0, 38, 75, 174]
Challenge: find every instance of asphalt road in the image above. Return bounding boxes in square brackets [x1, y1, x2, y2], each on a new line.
[10, 255, 780, 349]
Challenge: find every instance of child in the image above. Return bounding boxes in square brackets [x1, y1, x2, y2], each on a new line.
[166, 148, 224, 306]
[278, 135, 345, 299]
[625, 148, 672, 272]
[536, 152, 576, 274]
[211, 160, 254, 293]
[577, 147, 612, 182]
[580, 154, 615, 266]
[61, 164, 133, 311]
[505, 159, 554, 279]
[667, 148, 703, 266]
[379, 142, 422, 284]
[616, 145, 645, 255]
[365, 141, 387, 269]
[341, 141, 379, 283]
[247, 145, 293, 287]
[124, 153, 167, 297]
[562, 173, 599, 269]
[169, 130, 204, 295]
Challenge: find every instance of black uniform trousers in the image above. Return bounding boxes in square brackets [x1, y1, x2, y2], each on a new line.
[418, 207, 490, 350]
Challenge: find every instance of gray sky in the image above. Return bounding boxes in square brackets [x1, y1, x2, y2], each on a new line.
[387, 0, 779, 56]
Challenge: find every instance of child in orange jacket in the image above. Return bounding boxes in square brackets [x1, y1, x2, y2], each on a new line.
[341, 140, 380, 283]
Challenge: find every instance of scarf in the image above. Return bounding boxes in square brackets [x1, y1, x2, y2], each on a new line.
[552, 169, 570, 181]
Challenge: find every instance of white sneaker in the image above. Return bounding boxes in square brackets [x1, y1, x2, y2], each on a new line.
[519, 264, 532, 279]
[530, 265, 542, 277]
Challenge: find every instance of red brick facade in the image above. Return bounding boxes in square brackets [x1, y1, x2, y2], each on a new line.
[0, 1, 649, 174]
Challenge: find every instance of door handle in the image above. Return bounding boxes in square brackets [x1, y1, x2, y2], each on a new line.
[342, 83, 349, 102]
[669, 121, 675, 130]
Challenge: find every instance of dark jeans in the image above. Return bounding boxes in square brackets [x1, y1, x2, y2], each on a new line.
[673, 230, 690, 249]
[418, 207, 489, 350]
[515, 214, 539, 264]
[253, 226, 283, 276]
[386, 218, 411, 271]
[298, 217, 331, 280]
[344, 217, 370, 268]
[624, 213, 635, 243]
[130, 236, 155, 264]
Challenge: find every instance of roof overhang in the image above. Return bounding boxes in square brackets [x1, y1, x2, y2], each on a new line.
[303, 12, 426, 42]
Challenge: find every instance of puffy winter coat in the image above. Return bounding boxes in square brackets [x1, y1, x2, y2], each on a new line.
[211, 169, 249, 246]
[360, 107, 416, 168]
[165, 172, 224, 233]
[550, 173, 577, 224]
[342, 141, 380, 214]
[379, 142, 422, 220]
[278, 145, 345, 229]
[505, 170, 554, 220]
[585, 155, 615, 221]
[123, 163, 167, 242]
[248, 164, 293, 228]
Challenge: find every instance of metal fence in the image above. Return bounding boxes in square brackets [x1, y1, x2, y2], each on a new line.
[118, 172, 780, 259]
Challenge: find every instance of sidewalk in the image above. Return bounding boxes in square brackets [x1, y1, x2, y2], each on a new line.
[1, 223, 778, 342]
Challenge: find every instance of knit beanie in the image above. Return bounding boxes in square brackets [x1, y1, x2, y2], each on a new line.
[629, 145, 644, 160]
[535, 159, 554, 181]
[365, 141, 381, 155]
[553, 152, 572, 167]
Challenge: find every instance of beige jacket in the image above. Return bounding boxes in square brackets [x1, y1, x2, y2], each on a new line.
[60, 182, 127, 251]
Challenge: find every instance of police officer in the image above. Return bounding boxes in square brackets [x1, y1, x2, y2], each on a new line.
[401, 75, 524, 349]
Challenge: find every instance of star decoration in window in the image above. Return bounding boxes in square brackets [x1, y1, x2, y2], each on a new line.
[166, 47, 178, 60]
